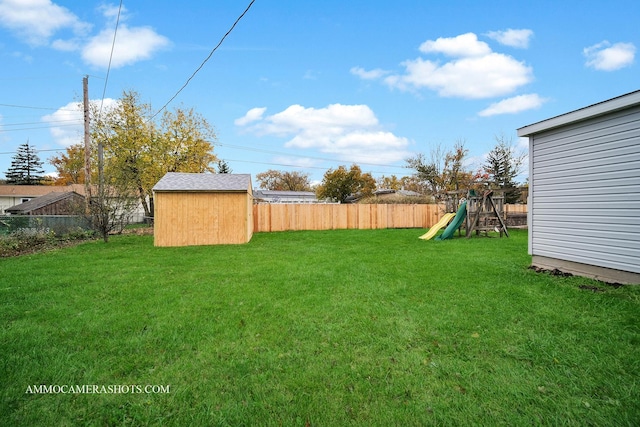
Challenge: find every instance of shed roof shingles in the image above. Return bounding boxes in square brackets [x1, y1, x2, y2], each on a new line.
[6, 191, 81, 213]
[152, 173, 251, 192]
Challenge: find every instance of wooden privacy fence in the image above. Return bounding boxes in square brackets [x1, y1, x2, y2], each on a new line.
[504, 204, 528, 215]
[253, 203, 527, 232]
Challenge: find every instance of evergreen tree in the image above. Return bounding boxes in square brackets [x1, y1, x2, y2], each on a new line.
[483, 136, 526, 204]
[216, 159, 232, 173]
[5, 142, 45, 185]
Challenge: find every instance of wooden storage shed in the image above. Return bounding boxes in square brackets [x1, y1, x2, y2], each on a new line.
[517, 90, 640, 284]
[5, 191, 84, 215]
[153, 173, 253, 247]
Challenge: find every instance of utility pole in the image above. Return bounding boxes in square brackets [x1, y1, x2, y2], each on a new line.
[83, 75, 91, 204]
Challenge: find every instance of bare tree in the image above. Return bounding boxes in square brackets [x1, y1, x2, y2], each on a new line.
[405, 140, 476, 199]
[86, 183, 140, 243]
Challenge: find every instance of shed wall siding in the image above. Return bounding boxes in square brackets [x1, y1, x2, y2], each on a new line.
[154, 192, 250, 246]
[530, 105, 640, 274]
[246, 185, 254, 241]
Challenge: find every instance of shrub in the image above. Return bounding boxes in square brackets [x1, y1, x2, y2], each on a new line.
[0, 227, 95, 257]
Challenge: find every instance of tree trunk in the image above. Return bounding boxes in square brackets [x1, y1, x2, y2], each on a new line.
[138, 186, 151, 218]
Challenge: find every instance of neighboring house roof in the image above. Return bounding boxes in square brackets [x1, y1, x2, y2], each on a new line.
[152, 173, 252, 192]
[374, 189, 421, 197]
[0, 184, 86, 197]
[5, 191, 82, 214]
[254, 190, 316, 197]
[345, 189, 423, 203]
[253, 189, 318, 202]
[397, 189, 421, 197]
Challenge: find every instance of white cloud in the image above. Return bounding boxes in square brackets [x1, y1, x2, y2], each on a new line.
[236, 104, 411, 164]
[584, 41, 636, 71]
[78, 3, 169, 68]
[51, 38, 80, 51]
[356, 32, 533, 99]
[419, 33, 491, 57]
[99, 3, 127, 22]
[0, 1, 169, 68]
[0, 0, 90, 46]
[350, 66, 390, 80]
[82, 24, 169, 69]
[80, 5, 169, 69]
[42, 99, 118, 147]
[234, 107, 266, 126]
[42, 101, 83, 147]
[485, 29, 533, 48]
[264, 104, 379, 136]
[478, 94, 547, 117]
[385, 52, 533, 99]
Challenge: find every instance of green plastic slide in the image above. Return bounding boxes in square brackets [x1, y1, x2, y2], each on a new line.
[435, 201, 467, 240]
[418, 212, 455, 240]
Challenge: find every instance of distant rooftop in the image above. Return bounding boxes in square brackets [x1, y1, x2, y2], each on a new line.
[254, 190, 316, 197]
[0, 184, 86, 197]
[6, 191, 82, 214]
[152, 173, 252, 192]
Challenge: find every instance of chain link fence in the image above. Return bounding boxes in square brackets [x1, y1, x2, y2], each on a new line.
[0, 213, 150, 237]
[0, 215, 92, 236]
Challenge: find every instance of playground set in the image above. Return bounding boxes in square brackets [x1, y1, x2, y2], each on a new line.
[419, 189, 509, 241]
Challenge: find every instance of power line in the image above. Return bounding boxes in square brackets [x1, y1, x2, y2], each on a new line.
[0, 148, 66, 155]
[98, 0, 123, 118]
[224, 158, 406, 175]
[0, 103, 79, 112]
[215, 141, 408, 170]
[0, 137, 408, 173]
[0, 149, 404, 177]
[0, 123, 82, 133]
[0, 74, 103, 81]
[1, 119, 81, 127]
[148, 0, 256, 121]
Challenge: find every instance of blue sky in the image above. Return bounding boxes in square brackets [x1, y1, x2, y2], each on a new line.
[0, 0, 638, 185]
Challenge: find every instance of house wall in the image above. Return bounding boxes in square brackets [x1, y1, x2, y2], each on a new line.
[0, 196, 28, 214]
[154, 191, 251, 247]
[528, 104, 640, 282]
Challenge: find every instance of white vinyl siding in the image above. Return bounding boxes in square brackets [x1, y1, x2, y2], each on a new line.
[528, 104, 640, 274]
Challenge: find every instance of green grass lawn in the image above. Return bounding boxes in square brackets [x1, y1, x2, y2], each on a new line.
[1, 229, 638, 426]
